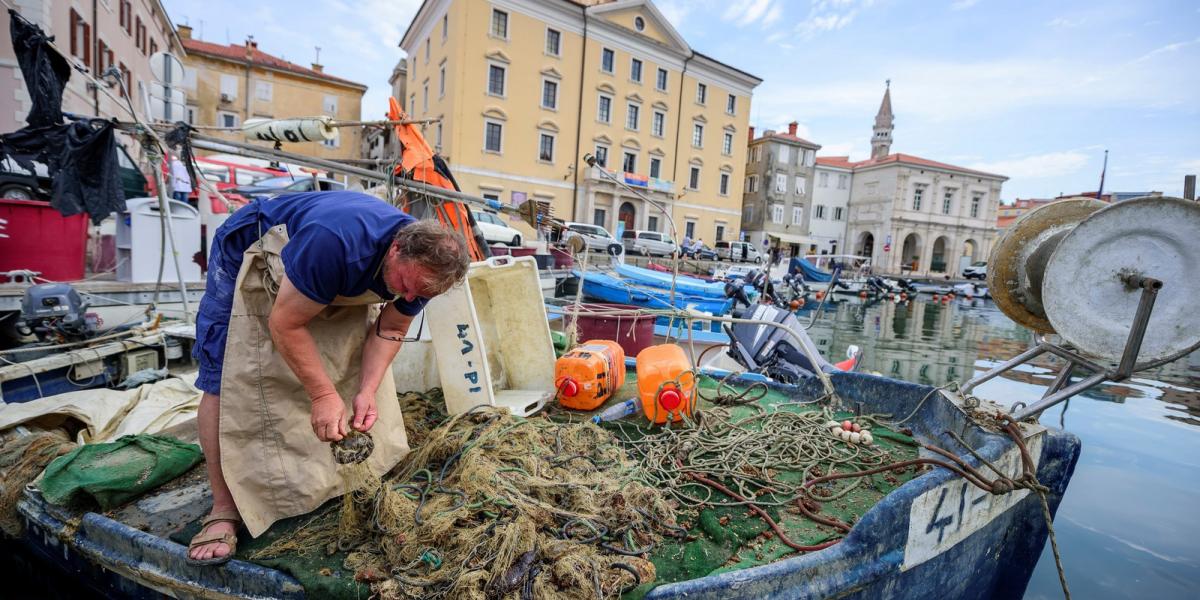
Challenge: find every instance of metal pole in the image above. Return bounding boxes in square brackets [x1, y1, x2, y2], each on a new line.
[144, 146, 193, 322]
[1116, 276, 1162, 378]
[960, 343, 1049, 395]
[1012, 371, 1108, 421]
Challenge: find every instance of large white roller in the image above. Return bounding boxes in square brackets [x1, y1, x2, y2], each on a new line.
[242, 117, 337, 143]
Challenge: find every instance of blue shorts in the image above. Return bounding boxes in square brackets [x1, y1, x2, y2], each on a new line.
[192, 211, 260, 395]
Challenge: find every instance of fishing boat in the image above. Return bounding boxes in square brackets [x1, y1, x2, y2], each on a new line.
[612, 262, 733, 297]
[576, 270, 735, 315]
[792, 255, 914, 296]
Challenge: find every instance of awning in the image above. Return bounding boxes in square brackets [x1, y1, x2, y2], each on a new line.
[768, 232, 814, 245]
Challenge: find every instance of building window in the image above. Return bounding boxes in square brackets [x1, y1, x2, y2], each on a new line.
[150, 39, 157, 56]
[774, 173, 787, 193]
[119, 62, 131, 97]
[819, 172, 829, 187]
[942, 189, 955, 214]
[97, 39, 112, 71]
[634, 15, 646, 31]
[597, 94, 612, 123]
[795, 176, 806, 195]
[442, 14, 448, 42]
[722, 132, 733, 156]
[913, 184, 926, 211]
[601, 48, 615, 73]
[622, 151, 636, 173]
[719, 173, 730, 196]
[815, 205, 826, 219]
[692, 123, 703, 148]
[219, 74, 238, 100]
[409, 93, 416, 111]
[746, 175, 758, 193]
[484, 121, 503, 153]
[696, 82, 707, 104]
[837, 174, 848, 189]
[255, 81, 272, 101]
[793, 206, 803, 225]
[649, 157, 661, 179]
[545, 28, 561, 56]
[626, 103, 639, 130]
[593, 208, 607, 227]
[323, 94, 338, 115]
[436, 123, 443, 149]
[688, 166, 700, 190]
[323, 136, 340, 149]
[136, 18, 146, 55]
[652, 111, 665, 137]
[69, 10, 91, 62]
[647, 216, 659, 231]
[630, 58, 642, 83]
[482, 192, 500, 202]
[424, 38, 430, 63]
[491, 9, 508, 38]
[772, 205, 784, 224]
[217, 111, 238, 128]
[422, 84, 429, 112]
[594, 145, 609, 167]
[685, 221, 696, 239]
[726, 94, 736, 114]
[834, 206, 844, 221]
[539, 133, 555, 162]
[120, 1, 132, 34]
[715, 224, 726, 241]
[542, 79, 558, 109]
[778, 145, 790, 164]
[185, 106, 196, 125]
[487, 64, 506, 96]
[656, 68, 668, 91]
[971, 193, 982, 218]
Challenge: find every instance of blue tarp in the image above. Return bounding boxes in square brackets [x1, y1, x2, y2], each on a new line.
[791, 257, 833, 283]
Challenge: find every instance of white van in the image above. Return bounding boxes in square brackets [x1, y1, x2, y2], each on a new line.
[715, 241, 762, 263]
[621, 230, 677, 257]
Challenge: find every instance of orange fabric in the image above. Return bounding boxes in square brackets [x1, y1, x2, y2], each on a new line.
[387, 98, 485, 260]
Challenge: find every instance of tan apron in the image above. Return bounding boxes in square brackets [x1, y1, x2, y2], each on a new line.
[219, 224, 408, 537]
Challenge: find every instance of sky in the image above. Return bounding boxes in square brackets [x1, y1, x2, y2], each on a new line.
[162, 0, 1199, 201]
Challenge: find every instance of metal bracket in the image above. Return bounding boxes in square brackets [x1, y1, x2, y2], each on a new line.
[960, 275, 1162, 421]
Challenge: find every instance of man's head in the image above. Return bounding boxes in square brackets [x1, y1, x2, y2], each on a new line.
[381, 220, 470, 302]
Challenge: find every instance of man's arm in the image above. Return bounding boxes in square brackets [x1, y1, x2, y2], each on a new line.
[351, 305, 412, 432]
[268, 275, 347, 442]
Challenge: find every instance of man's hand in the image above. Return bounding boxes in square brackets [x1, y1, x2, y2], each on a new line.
[351, 392, 378, 432]
[311, 391, 347, 441]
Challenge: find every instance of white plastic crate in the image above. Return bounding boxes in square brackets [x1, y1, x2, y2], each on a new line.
[426, 256, 555, 416]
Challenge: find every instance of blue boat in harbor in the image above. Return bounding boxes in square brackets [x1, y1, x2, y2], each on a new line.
[576, 270, 735, 315]
[612, 263, 737, 297]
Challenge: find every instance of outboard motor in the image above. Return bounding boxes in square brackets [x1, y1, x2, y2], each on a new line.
[724, 304, 836, 384]
[18, 283, 99, 344]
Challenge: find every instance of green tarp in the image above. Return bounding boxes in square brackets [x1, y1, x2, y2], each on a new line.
[41, 434, 202, 510]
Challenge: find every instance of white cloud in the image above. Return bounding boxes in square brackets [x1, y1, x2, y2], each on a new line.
[722, 0, 776, 28]
[1046, 16, 1083, 28]
[1134, 37, 1200, 63]
[655, 0, 692, 28]
[950, 0, 980, 10]
[818, 141, 859, 159]
[762, 2, 784, 28]
[968, 151, 1090, 179]
[794, 0, 875, 39]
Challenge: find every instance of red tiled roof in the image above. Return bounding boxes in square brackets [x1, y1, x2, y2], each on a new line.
[814, 153, 1005, 179]
[181, 38, 366, 89]
[752, 132, 819, 147]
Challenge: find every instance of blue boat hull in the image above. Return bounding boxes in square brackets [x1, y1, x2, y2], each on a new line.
[579, 271, 735, 314]
[613, 263, 730, 297]
[16, 371, 1079, 600]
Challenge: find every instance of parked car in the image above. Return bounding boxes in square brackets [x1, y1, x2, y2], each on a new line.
[715, 241, 763, 263]
[962, 261, 987, 280]
[472, 210, 524, 246]
[560, 222, 619, 253]
[231, 174, 346, 201]
[688, 243, 717, 261]
[621, 229, 678, 257]
[2, 144, 147, 201]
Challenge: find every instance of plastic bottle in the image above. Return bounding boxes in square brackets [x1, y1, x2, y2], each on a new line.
[635, 344, 696, 424]
[591, 399, 638, 424]
[555, 340, 626, 411]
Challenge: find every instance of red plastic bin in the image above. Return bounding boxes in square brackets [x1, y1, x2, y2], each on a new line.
[0, 199, 88, 282]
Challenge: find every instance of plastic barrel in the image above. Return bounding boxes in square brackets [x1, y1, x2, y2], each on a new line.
[0, 199, 88, 282]
[565, 303, 656, 357]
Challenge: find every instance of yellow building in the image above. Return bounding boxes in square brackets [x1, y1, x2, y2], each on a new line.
[175, 25, 366, 160]
[400, 0, 761, 243]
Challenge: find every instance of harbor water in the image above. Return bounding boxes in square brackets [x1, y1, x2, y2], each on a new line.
[805, 296, 1200, 599]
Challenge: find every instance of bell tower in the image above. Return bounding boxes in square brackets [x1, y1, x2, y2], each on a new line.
[871, 80, 894, 160]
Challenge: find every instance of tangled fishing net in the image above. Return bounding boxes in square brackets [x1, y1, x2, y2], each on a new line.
[0, 429, 75, 535]
[254, 393, 678, 599]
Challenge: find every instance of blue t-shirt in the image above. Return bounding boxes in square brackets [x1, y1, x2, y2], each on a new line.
[218, 191, 428, 315]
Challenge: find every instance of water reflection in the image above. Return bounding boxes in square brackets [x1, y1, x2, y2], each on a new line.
[807, 297, 1200, 599]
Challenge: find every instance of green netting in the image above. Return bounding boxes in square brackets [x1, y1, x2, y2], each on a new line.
[42, 434, 202, 510]
[169, 376, 917, 599]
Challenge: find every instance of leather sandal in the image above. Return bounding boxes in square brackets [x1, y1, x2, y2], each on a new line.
[186, 510, 241, 566]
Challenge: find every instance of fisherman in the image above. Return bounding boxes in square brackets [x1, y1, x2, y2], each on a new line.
[186, 190, 470, 565]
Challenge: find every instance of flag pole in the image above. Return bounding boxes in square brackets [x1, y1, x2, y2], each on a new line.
[1097, 149, 1109, 201]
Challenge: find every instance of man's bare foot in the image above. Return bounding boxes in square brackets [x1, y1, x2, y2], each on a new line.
[187, 509, 241, 564]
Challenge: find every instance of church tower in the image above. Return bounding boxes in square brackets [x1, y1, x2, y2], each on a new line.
[871, 80, 894, 160]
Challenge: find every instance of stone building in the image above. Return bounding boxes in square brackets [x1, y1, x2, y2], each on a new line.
[398, 0, 761, 242]
[362, 58, 409, 163]
[810, 157, 852, 255]
[176, 26, 367, 161]
[840, 84, 1008, 277]
[738, 122, 820, 258]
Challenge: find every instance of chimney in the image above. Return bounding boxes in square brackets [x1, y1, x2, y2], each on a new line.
[311, 63, 324, 73]
[245, 37, 258, 49]
[748, 126, 755, 141]
[177, 24, 193, 40]
[788, 121, 798, 136]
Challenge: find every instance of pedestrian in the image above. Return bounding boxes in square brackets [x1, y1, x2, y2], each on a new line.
[170, 156, 192, 203]
[186, 191, 470, 565]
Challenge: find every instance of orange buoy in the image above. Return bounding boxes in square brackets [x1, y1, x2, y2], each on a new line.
[900, 293, 908, 301]
[858, 290, 868, 299]
[796, 298, 806, 308]
[815, 291, 825, 300]
[932, 294, 940, 301]
[790, 299, 801, 310]
[554, 340, 626, 411]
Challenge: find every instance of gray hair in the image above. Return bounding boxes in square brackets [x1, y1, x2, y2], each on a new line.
[392, 219, 470, 294]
